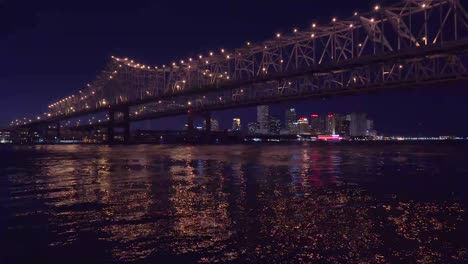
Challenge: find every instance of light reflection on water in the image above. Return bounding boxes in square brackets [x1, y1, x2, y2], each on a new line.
[0, 143, 467, 263]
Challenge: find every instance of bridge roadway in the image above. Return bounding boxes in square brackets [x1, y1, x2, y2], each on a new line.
[11, 0, 468, 143]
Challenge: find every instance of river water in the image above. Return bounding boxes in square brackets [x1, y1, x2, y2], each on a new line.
[1, 143, 467, 263]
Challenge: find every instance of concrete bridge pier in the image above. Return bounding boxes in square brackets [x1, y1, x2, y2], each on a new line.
[187, 111, 195, 132]
[204, 112, 211, 133]
[56, 121, 61, 141]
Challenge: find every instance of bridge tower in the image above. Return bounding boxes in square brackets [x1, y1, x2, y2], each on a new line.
[107, 105, 130, 144]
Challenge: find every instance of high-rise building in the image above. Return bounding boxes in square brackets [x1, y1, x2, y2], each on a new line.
[268, 116, 281, 135]
[340, 119, 350, 136]
[204, 118, 219, 131]
[350, 112, 368, 136]
[248, 122, 259, 134]
[0, 130, 12, 144]
[257, 105, 269, 130]
[310, 114, 322, 135]
[326, 114, 336, 134]
[285, 108, 297, 133]
[247, 122, 258, 134]
[366, 119, 377, 136]
[297, 117, 310, 135]
[232, 118, 241, 131]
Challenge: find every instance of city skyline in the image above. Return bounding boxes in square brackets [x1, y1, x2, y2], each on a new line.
[2, 0, 468, 136]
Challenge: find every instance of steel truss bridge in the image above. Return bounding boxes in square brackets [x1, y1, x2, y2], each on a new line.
[11, 0, 468, 143]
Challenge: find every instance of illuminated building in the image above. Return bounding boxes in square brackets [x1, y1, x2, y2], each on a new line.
[0, 130, 12, 143]
[326, 114, 336, 134]
[232, 118, 241, 131]
[350, 112, 368, 136]
[268, 116, 281, 135]
[310, 114, 322, 134]
[366, 119, 377, 136]
[285, 108, 297, 133]
[204, 118, 219, 131]
[257, 105, 269, 131]
[297, 117, 310, 135]
[248, 122, 259, 134]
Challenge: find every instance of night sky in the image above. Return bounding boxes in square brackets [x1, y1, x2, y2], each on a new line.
[2, 0, 467, 136]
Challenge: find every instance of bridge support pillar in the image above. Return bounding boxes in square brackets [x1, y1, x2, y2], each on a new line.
[107, 106, 130, 144]
[108, 108, 115, 144]
[187, 112, 194, 132]
[123, 107, 130, 144]
[204, 112, 211, 132]
[56, 121, 61, 142]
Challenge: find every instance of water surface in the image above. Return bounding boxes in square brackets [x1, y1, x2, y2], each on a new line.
[1, 143, 467, 263]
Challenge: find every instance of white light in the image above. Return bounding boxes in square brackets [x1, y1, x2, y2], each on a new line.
[293, 28, 298, 33]
[374, 5, 380, 11]
[276, 33, 281, 38]
[312, 23, 316, 28]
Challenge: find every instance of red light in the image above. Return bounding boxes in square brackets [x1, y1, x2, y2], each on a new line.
[311, 114, 319, 117]
[327, 114, 334, 118]
[318, 135, 341, 140]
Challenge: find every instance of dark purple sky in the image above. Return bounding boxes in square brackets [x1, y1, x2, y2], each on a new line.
[2, 0, 467, 136]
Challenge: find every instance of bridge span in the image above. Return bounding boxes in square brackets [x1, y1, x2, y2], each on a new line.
[11, 0, 468, 143]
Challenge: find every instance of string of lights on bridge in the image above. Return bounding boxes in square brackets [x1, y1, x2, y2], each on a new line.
[10, 1, 440, 127]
